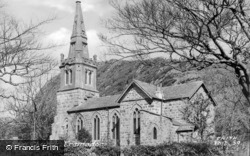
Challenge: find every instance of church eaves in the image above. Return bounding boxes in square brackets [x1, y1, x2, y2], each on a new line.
[116, 79, 210, 102]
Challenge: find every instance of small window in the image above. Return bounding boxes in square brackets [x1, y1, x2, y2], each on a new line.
[89, 71, 92, 85]
[65, 70, 69, 84]
[69, 70, 73, 84]
[94, 115, 100, 140]
[76, 117, 83, 134]
[112, 113, 120, 140]
[85, 70, 88, 84]
[65, 70, 72, 85]
[133, 108, 140, 134]
[153, 127, 157, 140]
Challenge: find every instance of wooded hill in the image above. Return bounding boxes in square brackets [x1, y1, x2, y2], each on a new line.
[15, 58, 250, 140]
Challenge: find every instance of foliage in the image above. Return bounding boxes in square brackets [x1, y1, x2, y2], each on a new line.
[40, 58, 248, 142]
[77, 128, 92, 143]
[181, 93, 214, 142]
[92, 145, 120, 156]
[91, 142, 221, 156]
[101, 0, 250, 103]
[6, 75, 59, 140]
[64, 146, 92, 156]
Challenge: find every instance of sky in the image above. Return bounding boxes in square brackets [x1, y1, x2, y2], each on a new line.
[2, 0, 114, 62]
[0, 0, 115, 117]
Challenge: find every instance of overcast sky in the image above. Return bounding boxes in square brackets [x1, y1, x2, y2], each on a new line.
[0, 0, 115, 115]
[3, 0, 114, 61]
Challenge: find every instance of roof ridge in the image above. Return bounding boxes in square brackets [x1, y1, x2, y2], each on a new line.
[163, 80, 203, 88]
[133, 79, 156, 87]
[93, 94, 121, 99]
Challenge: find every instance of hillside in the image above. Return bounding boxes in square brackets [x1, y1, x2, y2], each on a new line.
[44, 57, 231, 102]
[36, 57, 249, 140]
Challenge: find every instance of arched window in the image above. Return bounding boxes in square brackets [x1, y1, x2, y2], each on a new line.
[85, 70, 92, 85]
[65, 70, 73, 85]
[65, 70, 69, 84]
[94, 115, 100, 140]
[133, 108, 140, 134]
[81, 119, 83, 130]
[76, 117, 83, 134]
[69, 69, 73, 84]
[112, 113, 120, 140]
[89, 71, 92, 85]
[153, 127, 157, 139]
[85, 70, 88, 84]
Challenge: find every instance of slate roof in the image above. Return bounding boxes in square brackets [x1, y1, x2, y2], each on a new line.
[119, 79, 204, 101]
[68, 94, 120, 113]
[176, 125, 195, 132]
[133, 80, 158, 98]
[162, 81, 203, 100]
[68, 79, 207, 112]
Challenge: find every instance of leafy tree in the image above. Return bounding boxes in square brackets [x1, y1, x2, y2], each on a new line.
[77, 128, 92, 143]
[100, 0, 250, 104]
[181, 94, 214, 142]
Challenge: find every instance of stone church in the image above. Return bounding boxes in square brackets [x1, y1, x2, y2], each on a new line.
[50, 1, 216, 146]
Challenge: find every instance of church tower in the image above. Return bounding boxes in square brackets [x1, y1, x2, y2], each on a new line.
[50, 1, 99, 140]
[59, 0, 98, 93]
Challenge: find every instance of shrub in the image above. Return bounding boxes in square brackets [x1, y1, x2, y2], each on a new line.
[77, 128, 92, 143]
[93, 142, 222, 156]
[64, 146, 91, 156]
[122, 142, 222, 156]
[92, 145, 120, 156]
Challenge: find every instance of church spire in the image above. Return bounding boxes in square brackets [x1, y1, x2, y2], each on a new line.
[68, 1, 89, 59]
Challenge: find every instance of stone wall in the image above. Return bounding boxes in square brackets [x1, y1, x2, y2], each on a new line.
[50, 89, 98, 140]
[70, 108, 120, 145]
[140, 111, 173, 145]
[119, 86, 175, 147]
[163, 100, 187, 121]
[51, 82, 216, 147]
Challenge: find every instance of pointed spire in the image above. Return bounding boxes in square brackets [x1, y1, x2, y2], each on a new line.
[68, 1, 89, 59]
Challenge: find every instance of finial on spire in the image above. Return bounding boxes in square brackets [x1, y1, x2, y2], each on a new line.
[68, 0, 89, 59]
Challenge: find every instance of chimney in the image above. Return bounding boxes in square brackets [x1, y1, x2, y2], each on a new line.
[155, 83, 164, 99]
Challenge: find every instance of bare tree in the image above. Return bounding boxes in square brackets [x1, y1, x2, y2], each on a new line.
[181, 94, 214, 142]
[100, 0, 250, 104]
[214, 72, 250, 141]
[0, 117, 14, 139]
[0, 11, 57, 98]
[6, 74, 57, 140]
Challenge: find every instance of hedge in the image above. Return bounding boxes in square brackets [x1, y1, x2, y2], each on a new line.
[65, 142, 223, 156]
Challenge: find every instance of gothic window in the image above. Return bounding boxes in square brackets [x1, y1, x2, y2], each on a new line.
[85, 69, 93, 85]
[133, 108, 140, 134]
[153, 127, 157, 139]
[65, 70, 69, 85]
[76, 117, 83, 134]
[65, 70, 73, 85]
[112, 113, 120, 140]
[89, 71, 92, 85]
[69, 69, 73, 84]
[85, 70, 88, 84]
[94, 115, 100, 140]
[81, 119, 83, 130]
